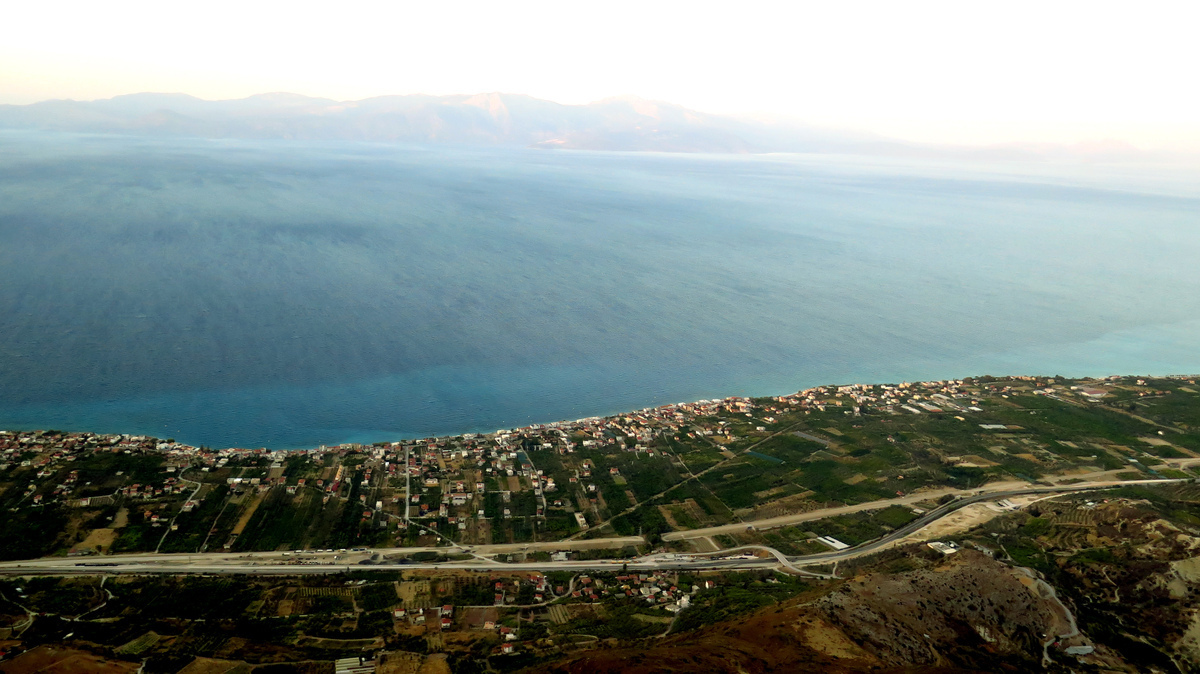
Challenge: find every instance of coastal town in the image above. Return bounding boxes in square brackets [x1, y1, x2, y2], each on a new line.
[2, 373, 1198, 562]
[2, 374, 1200, 671]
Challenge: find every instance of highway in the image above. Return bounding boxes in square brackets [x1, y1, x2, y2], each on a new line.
[662, 481, 1032, 542]
[779, 478, 1184, 566]
[0, 478, 1181, 577]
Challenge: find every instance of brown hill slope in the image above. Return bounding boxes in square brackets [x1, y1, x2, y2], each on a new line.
[532, 551, 1086, 673]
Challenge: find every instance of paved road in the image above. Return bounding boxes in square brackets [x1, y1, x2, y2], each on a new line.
[662, 481, 1031, 542]
[0, 479, 1180, 577]
[457, 537, 644, 555]
[155, 469, 203, 553]
[0, 536, 648, 576]
[780, 478, 1184, 566]
[0, 556, 780, 576]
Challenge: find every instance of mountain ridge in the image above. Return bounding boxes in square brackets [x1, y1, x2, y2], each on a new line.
[0, 91, 1166, 160]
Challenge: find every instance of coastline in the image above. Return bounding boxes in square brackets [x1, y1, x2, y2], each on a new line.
[3, 371, 1196, 454]
[6, 315, 1200, 451]
[4, 134, 1200, 451]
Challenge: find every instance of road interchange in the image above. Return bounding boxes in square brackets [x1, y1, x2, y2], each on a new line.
[0, 478, 1180, 578]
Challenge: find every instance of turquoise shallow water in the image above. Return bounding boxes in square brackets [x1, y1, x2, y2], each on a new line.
[1, 132, 1198, 448]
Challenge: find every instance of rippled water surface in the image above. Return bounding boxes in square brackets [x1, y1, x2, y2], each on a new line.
[2, 132, 1198, 447]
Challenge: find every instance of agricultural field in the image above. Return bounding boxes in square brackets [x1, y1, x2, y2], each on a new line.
[2, 375, 1199, 560]
[2, 375, 1200, 671]
[10, 483, 1200, 672]
[0, 568, 689, 672]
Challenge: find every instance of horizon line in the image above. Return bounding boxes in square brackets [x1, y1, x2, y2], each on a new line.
[2, 89, 1184, 156]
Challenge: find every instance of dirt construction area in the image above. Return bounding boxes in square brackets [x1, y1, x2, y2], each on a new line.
[892, 494, 1051, 545]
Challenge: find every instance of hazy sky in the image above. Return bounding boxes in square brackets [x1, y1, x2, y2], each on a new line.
[3, 1, 1199, 148]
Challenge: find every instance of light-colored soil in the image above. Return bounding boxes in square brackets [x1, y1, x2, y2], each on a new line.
[0, 645, 139, 674]
[376, 652, 424, 674]
[470, 519, 492, 545]
[460, 608, 498, 629]
[1054, 466, 1102, 476]
[1142, 436, 1198, 457]
[294, 635, 383, 649]
[175, 657, 247, 674]
[231, 493, 262, 536]
[417, 653, 452, 674]
[658, 505, 682, 530]
[753, 485, 792, 499]
[1172, 557, 1200, 583]
[79, 528, 117, 552]
[111, 508, 129, 528]
[819, 552, 1073, 668]
[439, 632, 491, 647]
[115, 631, 160, 655]
[631, 613, 672, 624]
[892, 495, 1048, 544]
[1164, 556, 1200, 600]
[732, 491, 818, 521]
[681, 499, 708, 525]
[794, 615, 876, 661]
[1178, 611, 1200, 663]
[397, 580, 431, 608]
[567, 604, 603, 620]
[906, 503, 1001, 541]
[546, 604, 570, 624]
[957, 454, 999, 467]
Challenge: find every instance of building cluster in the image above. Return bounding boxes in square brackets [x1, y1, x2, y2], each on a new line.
[0, 431, 201, 507]
[2, 375, 1187, 532]
[0, 391, 770, 501]
[607, 572, 695, 613]
[118, 476, 191, 500]
[772, 379, 982, 417]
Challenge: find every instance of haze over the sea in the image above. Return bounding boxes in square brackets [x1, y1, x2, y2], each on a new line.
[1, 130, 1198, 448]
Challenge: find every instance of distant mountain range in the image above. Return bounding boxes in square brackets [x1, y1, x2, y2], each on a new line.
[0, 91, 1160, 159]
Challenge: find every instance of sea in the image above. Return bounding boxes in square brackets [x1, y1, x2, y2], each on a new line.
[1, 130, 1198, 449]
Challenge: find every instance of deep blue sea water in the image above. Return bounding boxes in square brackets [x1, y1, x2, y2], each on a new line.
[1, 131, 1198, 448]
